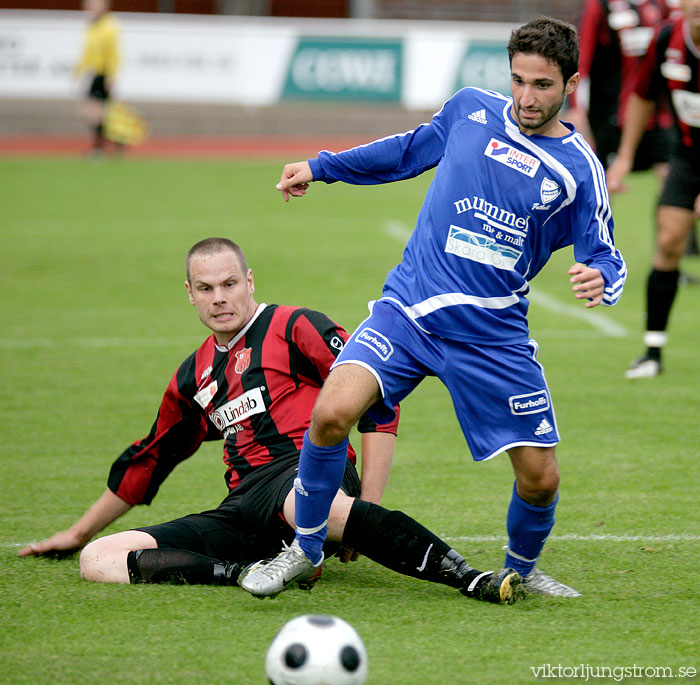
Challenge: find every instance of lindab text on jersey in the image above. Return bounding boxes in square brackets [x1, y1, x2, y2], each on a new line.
[209, 387, 266, 432]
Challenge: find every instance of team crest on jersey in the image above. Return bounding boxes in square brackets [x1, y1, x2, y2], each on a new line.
[234, 347, 252, 374]
[532, 177, 561, 210]
[484, 138, 540, 177]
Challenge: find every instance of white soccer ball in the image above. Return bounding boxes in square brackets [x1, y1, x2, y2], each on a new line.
[265, 614, 368, 685]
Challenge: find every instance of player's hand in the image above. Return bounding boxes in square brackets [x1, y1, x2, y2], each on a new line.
[694, 193, 700, 219]
[606, 157, 632, 194]
[568, 263, 604, 308]
[17, 529, 87, 558]
[336, 545, 360, 563]
[276, 161, 313, 202]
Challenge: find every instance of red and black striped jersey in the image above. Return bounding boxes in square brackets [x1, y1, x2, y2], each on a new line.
[108, 304, 398, 505]
[572, 0, 678, 127]
[635, 16, 700, 161]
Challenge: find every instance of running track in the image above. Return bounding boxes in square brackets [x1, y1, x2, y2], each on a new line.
[0, 135, 370, 158]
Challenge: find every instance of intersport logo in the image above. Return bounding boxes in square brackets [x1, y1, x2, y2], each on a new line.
[484, 138, 540, 177]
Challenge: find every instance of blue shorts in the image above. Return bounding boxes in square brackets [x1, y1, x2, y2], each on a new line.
[334, 299, 559, 461]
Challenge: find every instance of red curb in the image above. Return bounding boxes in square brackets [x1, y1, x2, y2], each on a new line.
[0, 135, 370, 158]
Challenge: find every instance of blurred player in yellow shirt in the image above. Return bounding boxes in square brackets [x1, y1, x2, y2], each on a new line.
[74, 0, 120, 155]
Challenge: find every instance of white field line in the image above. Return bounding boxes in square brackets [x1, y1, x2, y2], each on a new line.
[0, 335, 204, 349]
[445, 534, 700, 543]
[383, 220, 413, 243]
[5, 533, 699, 549]
[528, 290, 628, 338]
[382, 220, 628, 338]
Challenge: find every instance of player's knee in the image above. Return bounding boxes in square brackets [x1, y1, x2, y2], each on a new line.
[79, 536, 129, 583]
[79, 539, 104, 582]
[310, 402, 355, 444]
[655, 240, 684, 266]
[517, 467, 560, 507]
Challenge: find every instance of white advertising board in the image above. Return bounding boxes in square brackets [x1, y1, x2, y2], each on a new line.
[0, 11, 514, 109]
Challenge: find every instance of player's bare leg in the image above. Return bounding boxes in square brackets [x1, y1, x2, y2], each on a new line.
[308, 363, 383, 446]
[509, 445, 559, 508]
[80, 530, 156, 583]
[81, 529, 249, 586]
[80, 97, 107, 156]
[628, 205, 695, 378]
[503, 446, 578, 596]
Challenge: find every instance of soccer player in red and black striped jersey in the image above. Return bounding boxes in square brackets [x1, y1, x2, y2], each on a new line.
[568, 0, 679, 169]
[607, 0, 700, 377]
[18, 238, 524, 604]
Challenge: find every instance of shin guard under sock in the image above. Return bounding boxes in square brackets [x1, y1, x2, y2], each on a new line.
[126, 548, 244, 585]
[342, 499, 482, 589]
[294, 432, 349, 564]
[504, 482, 558, 577]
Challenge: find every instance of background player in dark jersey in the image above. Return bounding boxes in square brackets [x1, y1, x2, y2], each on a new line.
[18, 238, 523, 604]
[607, 0, 700, 377]
[567, 0, 679, 170]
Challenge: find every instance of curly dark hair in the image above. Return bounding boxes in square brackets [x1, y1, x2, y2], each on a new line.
[507, 16, 579, 83]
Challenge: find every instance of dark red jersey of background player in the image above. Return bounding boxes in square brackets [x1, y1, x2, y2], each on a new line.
[573, 0, 677, 128]
[108, 304, 398, 505]
[635, 15, 700, 161]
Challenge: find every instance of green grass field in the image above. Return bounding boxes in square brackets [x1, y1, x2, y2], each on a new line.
[1, 156, 698, 684]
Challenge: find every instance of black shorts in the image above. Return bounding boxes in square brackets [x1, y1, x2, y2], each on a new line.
[134, 455, 361, 563]
[658, 154, 700, 211]
[88, 75, 110, 100]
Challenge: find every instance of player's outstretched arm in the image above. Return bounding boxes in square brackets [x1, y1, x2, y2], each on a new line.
[17, 488, 132, 557]
[358, 431, 395, 505]
[335, 431, 396, 563]
[276, 161, 313, 202]
[568, 263, 604, 308]
[606, 93, 655, 193]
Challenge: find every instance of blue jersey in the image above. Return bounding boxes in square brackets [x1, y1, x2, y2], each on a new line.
[308, 87, 627, 344]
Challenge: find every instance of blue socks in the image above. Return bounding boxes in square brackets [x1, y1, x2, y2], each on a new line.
[504, 481, 558, 577]
[294, 431, 349, 564]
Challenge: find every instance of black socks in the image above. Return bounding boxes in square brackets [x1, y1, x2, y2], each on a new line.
[126, 548, 245, 585]
[646, 268, 679, 357]
[342, 499, 482, 591]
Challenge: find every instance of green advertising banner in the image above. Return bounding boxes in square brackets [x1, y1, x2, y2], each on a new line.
[283, 37, 402, 102]
[454, 40, 511, 96]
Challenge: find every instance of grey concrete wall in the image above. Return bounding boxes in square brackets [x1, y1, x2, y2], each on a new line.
[0, 98, 435, 138]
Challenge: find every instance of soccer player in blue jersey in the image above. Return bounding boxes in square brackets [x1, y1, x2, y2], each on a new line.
[241, 17, 626, 599]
